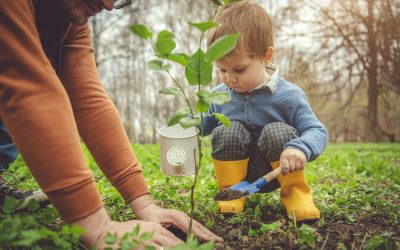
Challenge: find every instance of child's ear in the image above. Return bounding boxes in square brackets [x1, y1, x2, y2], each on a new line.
[263, 47, 273, 64]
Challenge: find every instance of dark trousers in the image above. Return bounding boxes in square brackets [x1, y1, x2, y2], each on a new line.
[0, 122, 18, 172]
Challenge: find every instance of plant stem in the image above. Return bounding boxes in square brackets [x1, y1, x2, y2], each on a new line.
[166, 71, 194, 116]
[186, 31, 207, 238]
[164, 67, 197, 239]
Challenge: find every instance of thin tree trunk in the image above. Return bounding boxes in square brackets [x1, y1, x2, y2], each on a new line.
[366, 0, 380, 141]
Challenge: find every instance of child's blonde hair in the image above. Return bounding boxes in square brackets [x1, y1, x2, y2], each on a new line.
[207, 0, 273, 59]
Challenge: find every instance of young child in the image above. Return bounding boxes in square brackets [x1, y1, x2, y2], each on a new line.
[203, 0, 328, 222]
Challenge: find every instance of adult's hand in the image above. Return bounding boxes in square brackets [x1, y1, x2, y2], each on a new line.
[130, 194, 224, 243]
[73, 207, 184, 249]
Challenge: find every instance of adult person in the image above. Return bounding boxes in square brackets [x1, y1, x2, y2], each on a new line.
[0, 122, 50, 211]
[0, 0, 223, 248]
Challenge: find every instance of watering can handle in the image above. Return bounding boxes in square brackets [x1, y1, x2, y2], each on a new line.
[263, 166, 282, 182]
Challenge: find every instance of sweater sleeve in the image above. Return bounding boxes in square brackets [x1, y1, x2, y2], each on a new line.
[284, 91, 328, 161]
[60, 24, 149, 206]
[0, 0, 103, 222]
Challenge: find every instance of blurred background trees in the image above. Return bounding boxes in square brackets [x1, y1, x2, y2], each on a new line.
[89, 0, 400, 143]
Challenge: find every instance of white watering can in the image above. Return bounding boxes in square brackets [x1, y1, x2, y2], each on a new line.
[158, 124, 199, 176]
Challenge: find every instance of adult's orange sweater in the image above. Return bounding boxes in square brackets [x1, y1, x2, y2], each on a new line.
[0, 0, 149, 222]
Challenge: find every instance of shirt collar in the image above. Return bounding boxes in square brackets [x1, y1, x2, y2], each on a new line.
[248, 63, 279, 94]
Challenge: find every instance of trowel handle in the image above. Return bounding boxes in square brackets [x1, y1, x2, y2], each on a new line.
[263, 166, 282, 182]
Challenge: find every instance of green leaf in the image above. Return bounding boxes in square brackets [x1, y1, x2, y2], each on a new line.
[159, 87, 179, 96]
[105, 232, 118, 245]
[196, 89, 210, 98]
[227, 216, 242, 224]
[196, 90, 210, 113]
[196, 99, 209, 113]
[15, 230, 42, 246]
[120, 241, 139, 250]
[168, 107, 191, 126]
[2, 196, 18, 214]
[185, 49, 212, 86]
[247, 228, 256, 237]
[167, 53, 190, 66]
[197, 241, 215, 250]
[156, 30, 176, 57]
[147, 59, 163, 70]
[179, 117, 201, 128]
[140, 231, 154, 241]
[206, 33, 240, 62]
[259, 223, 278, 233]
[171, 245, 193, 250]
[130, 24, 153, 39]
[189, 21, 219, 33]
[69, 225, 86, 242]
[365, 235, 396, 250]
[26, 199, 39, 211]
[186, 234, 200, 248]
[224, 0, 241, 4]
[209, 91, 231, 105]
[214, 113, 230, 127]
[147, 59, 171, 71]
[296, 224, 316, 247]
[133, 224, 141, 236]
[211, 0, 223, 6]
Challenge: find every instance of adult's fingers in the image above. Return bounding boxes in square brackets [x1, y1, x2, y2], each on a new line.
[167, 211, 223, 243]
[151, 228, 184, 247]
[190, 218, 223, 242]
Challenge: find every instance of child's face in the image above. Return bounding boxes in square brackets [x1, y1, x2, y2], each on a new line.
[216, 49, 269, 93]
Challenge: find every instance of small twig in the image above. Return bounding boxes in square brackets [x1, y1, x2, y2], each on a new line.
[321, 232, 329, 250]
[351, 237, 356, 250]
[293, 211, 298, 230]
[287, 228, 293, 250]
[359, 233, 368, 250]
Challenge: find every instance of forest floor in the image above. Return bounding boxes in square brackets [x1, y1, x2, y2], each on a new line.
[1, 143, 399, 249]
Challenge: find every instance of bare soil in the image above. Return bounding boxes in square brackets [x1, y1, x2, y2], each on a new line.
[210, 205, 400, 250]
[215, 189, 249, 201]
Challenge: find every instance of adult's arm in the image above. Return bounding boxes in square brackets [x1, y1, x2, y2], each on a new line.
[0, 0, 103, 222]
[60, 22, 149, 208]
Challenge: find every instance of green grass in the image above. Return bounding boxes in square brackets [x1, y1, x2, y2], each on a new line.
[1, 143, 399, 249]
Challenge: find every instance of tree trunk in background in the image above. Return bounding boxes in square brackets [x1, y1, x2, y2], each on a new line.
[90, 0, 400, 143]
[366, 0, 380, 141]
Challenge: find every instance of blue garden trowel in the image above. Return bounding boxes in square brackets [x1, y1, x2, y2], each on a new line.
[215, 166, 282, 201]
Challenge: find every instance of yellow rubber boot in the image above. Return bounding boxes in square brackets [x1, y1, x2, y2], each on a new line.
[272, 161, 320, 221]
[213, 158, 249, 214]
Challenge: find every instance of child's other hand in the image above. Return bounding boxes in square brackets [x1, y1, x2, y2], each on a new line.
[280, 148, 307, 176]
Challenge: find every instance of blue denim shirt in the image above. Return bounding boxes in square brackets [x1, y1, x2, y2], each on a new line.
[202, 66, 328, 162]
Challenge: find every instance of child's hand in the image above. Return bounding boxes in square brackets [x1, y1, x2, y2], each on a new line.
[280, 148, 307, 176]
